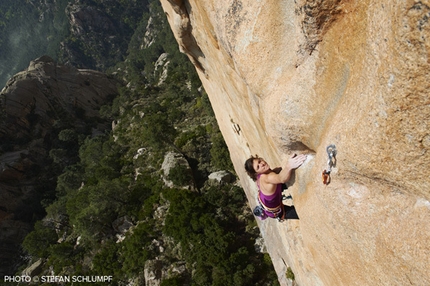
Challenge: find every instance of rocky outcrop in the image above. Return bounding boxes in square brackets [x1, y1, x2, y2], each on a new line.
[21, 258, 43, 277]
[154, 53, 170, 86]
[112, 216, 135, 242]
[161, 152, 194, 189]
[0, 56, 118, 276]
[207, 170, 234, 184]
[1, 56, 117, 142]
[144, 259, 187, 286]
[160, 0, 430, 285]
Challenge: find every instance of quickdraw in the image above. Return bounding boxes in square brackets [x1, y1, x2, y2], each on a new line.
[322, 170, 330, 185]
[322, 144, 337, 185]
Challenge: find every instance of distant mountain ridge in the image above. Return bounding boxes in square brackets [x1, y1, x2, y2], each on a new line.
[0, 0, 147, 89]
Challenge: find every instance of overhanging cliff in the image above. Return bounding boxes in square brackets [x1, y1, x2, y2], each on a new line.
[160, 0, 430, 285]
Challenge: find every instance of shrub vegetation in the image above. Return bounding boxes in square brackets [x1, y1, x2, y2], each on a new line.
[18, 0, 280, 285]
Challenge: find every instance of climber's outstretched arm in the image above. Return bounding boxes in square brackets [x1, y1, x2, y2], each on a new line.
[263, 154, 307, 185]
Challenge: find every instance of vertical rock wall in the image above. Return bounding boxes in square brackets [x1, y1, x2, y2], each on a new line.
[160, 0, 430, 285]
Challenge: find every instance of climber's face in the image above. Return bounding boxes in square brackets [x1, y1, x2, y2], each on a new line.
[253, 158, 270, 174]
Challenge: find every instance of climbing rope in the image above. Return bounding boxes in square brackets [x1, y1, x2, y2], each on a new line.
[322, 144, 337, 185]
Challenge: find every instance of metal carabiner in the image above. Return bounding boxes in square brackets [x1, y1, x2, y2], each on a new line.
[322, 144, 337, 185]
[326, 144, 337, 171]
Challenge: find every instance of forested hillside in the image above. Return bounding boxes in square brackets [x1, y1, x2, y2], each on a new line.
[0, 0, 279, 285]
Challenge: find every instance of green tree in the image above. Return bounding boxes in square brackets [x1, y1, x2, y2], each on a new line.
[121, 222, 156, 276]
[210, 133, 234, 171]
[160, 277, 185, 286]
[56, 165, 84, 196]
[58, 128, 77, 142]
[92, 240, 122, 278]
[141, 103, 178, 151]
[66, 180, 127, 243]
[167, 164, 193, 186]
[22, 221, 58, 258]
[47, 242, 75, 273]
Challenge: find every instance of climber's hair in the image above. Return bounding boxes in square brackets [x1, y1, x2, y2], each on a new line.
[244, 154, 260, 181]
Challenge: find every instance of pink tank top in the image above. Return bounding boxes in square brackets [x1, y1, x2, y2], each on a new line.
[257, 174, 283, 218]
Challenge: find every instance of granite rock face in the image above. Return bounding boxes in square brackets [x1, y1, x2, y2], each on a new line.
[1, 56, 117, 143]
[0, 56, 118, 276]
[160, 0, 430, 285]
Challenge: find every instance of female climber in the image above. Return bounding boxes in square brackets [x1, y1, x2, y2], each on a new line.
[244, 153, 307, 221]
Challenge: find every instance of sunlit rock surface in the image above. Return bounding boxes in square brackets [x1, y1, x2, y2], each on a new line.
[160, 0, 430, 285]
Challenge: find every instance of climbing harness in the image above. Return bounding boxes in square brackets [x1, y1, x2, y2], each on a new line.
[254, 175, 289, 222]
[322, 144, 337, 185]
[257, 192, 283, 217]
